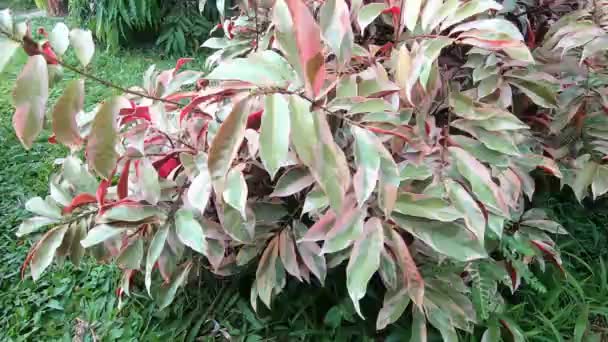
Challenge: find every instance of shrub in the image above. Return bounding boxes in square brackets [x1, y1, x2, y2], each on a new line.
[1, 0, 607, 338]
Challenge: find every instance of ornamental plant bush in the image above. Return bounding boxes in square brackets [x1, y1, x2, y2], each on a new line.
[2, 0, 608, 338]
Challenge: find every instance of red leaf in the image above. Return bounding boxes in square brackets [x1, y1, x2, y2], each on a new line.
[118, 160, 131, 200]
[40, 41, 58, 65]
[153, 155, 181, 179]
[63, 193, 96, 214]
[97, 179, 111, 207]
[174, 58, 194, 75]
[47, 135, 57, 144]
[285, 0, 326, 98]
[246, 109, 264, 130]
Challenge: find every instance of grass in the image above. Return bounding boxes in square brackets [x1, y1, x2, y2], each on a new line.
[2, 16, 608, 342]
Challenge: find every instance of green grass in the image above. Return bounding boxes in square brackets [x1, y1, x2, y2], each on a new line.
[2, 16, 608, 342]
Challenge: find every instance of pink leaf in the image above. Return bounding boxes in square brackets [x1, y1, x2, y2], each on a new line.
[285, 0, 326, 97]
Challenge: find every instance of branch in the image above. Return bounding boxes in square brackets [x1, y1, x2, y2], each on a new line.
[0, 29, 182, 106]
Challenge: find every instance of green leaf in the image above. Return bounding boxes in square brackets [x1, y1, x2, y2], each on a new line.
[302, 187, 329, 214]
[440, 0, 502, 31]
[451, 121, 520, 156]
[86, 96, 129, 179]
[410, 306, 428, 342]
[175, 208, 207, 255]
[572, 160, 598, 202]
[592, 165, 608, 199]
[17, 217, 60, 237]
[449, 146, 508, 214]
[0, 9, 13, 34]
[0, 38, 19, 72]
[399, 163, 432, 181]
[270, 167, 315, 197]
[25, 197, 62, 219]
[237, 244, 262, 266]
[187, 162, 212, 214]
[63, 156, 97, 194]
[320, 0, 353, 64]
[393, 193, 463, 222]
[139, 159, 161, 205]
[52, 79, 84, 149]
[279, 229, 301, 280]
[260, 94, 291, 178]
[69, 29, 95, 67]
[521, 220, 568, 235]
[297, 240, 326, 285]
[451, 19, 524, 41]
[393, 214, 487, 262]
[12, 55, 48, 149]
[146, 226, 169, 295]
[158, 262, 192, 310]
[376, 288, 410, 330]
[289, 95, 317, 165]
[49, 22, 70, 56]
[223, 205, 255, 242]
[357, 3, 385, 32]
[256, 236, 280, 308]
[30, 225, 68, 281]
[98, 205, 160, 223]
[322, 203, 364, 254]
[508, 77, 558, 108]
[378, 249, 398, 289]
[404, 0, 422, 32]
[205, 50, 294, 87]
[445, 179, 486, 242]
[223, 167, 248, 219]
[386, 229, 424, 306]
[309, 113, 351, 211]
[117, 239, 144, 269]
[427, 308, 458, 342]
[208, 98, 251, 192]
[80, 224, 125, 248]
[351, 126, 381, 207]
[347, 217, 383, 318]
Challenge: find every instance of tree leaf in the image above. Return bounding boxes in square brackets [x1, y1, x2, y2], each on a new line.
[521, 220, 568, 235]
[0, 38, 19, 72]
[260, 94, 291, 178]
[297, 240, 326, 284]
[30, 225, 68, 281]
[440, 0, 502, 31]
[357, 3, 385, 32]
[80, 224, 125, 248]
[410, 306, 428, 342]
[376, 287, 411, 330]
[52, 79, 84, 149]
[404, 0, 422, 32]
[139, 159, 161, 205]
[393, 214, 487, 262]
[117, 239, 144, 270]
[158, 262, 193, 309]
[17, 217, 59, 237]
[12, 55, 48, 149]
[592, 165, 608, 199]
[289, 95, 318, 165]
[49, 22, 70, 56]
[187, 162, 212, 214]
[507, 77, 558, 108]
[451, 19, 524, 41]
[87, 96, 129, 179]
[285, 0, 326, 97]
[205, 51, 293, 87]
[146, 226, 169, 295]
[222, 205, 255, 242]
[449, 146, 508, 214]
[427, 308, 459, 342]
[223, 167, 248, 219]
[256, 236, 280, 308]
[208, 98, 251, 192]
[270, 167, 315, 197]
[98, 204, 160, 223]
[393, 193, 463, 222]
[302, 187, 329, 214]
[572, 160, 598, 202]
[351, 126, 381, 207]
[320, 0, 353, 64]
[347, 217, 383, 318]
[25, 197, 62, 219]
[445, 179, 486, 242]
[175, 208, 207, 255]
[69, 29, 95, 67]
[279, 229, 301, 280]
[386, 228, 424, 306]
[322, 202, 364, 254]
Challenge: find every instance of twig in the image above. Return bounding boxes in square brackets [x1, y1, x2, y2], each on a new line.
[0, 29, 182, 106]
[253, 0, 259, 51]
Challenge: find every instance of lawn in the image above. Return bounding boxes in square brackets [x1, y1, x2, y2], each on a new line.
[1, 15, 608, 342]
